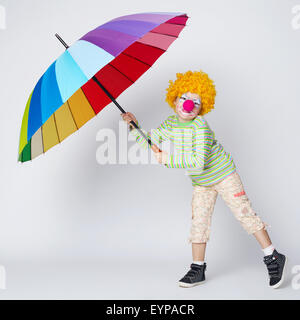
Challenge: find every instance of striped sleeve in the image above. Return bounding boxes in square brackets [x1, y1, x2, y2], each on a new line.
[129, 118, 170, 149]
[164, 122, 213, 170]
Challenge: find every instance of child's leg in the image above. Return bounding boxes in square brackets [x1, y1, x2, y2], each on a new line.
[253, 228, 272, 249]
[192, 243, 206, 261]
[214, 171, 268, 241]
[189, 184, 218, 261]
[207, 171, 287, 288]
[178, 186, 217, 287]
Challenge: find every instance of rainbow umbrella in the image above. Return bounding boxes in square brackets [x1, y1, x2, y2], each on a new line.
[18, 12, 189, 162]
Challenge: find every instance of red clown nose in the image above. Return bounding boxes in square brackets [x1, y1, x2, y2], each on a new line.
[182, 100, 195, 112]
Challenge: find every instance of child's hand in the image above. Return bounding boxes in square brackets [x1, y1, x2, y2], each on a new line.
[153, 150, 169, 164]
[151, 144, 164, 154]
[121, 112, 137, 129]
[151, 144, 160, 153]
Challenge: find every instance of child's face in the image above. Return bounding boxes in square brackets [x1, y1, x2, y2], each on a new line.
[174, 92, 201, 121]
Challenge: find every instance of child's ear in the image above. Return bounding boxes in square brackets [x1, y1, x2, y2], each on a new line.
[173, 97, 179, 107]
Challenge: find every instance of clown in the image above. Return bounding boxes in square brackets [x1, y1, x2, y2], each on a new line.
[121, 70, 287, 289]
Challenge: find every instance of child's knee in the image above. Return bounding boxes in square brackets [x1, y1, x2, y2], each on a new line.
[234, 207, 266, 234]
[189, 216, 211, 243]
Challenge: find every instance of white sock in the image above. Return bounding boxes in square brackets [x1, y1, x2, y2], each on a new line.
[262, 244, 275, 256]
[192, 260, 204, 265]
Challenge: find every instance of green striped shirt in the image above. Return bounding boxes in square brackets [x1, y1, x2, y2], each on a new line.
[129, 114, 236, 186]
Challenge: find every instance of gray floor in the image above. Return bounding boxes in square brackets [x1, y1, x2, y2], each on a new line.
[0, 257, 299, 300]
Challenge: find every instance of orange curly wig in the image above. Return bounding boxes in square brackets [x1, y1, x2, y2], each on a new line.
[165, 70, 216, 116]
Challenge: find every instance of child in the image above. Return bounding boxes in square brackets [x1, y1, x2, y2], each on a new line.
[121, 70, 287, 289]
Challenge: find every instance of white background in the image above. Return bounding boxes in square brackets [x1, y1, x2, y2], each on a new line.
[0, 0, 299, 299]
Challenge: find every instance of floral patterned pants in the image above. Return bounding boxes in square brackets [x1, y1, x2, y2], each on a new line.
[189, 171, 267, 243]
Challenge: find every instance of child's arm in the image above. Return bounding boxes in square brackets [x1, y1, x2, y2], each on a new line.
[123, 113, 170, 149]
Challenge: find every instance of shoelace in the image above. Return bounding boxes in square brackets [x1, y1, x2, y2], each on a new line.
[183, 265, 205, 279]
[264, 256, 280, 278]
[184, 269, 199, 278]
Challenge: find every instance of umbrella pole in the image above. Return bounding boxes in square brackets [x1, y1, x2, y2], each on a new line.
[92, 76, 153, 147]
[55, 33, 153, 147]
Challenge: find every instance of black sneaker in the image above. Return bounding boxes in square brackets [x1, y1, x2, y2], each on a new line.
[178, 263, 206, 288]
[263, 249, 287, 289]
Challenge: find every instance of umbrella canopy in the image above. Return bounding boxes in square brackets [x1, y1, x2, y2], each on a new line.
[18, 12, 189, 162]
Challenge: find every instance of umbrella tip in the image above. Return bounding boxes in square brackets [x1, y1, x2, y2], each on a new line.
[55, 33, 69, 50]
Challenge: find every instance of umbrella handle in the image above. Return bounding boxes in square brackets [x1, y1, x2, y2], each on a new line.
[129, 120, 152, 145]
[128, 120, 162, 152]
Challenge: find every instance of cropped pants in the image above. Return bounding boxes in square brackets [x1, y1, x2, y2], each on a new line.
[189, 171, 267, 243]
